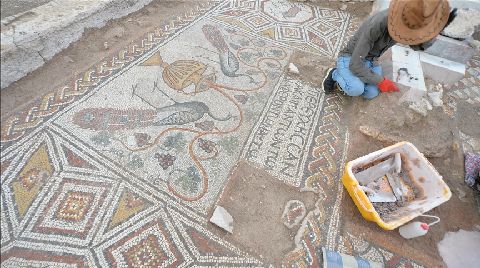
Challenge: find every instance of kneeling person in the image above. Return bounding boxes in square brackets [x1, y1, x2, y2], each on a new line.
[323, 0, 452, 99]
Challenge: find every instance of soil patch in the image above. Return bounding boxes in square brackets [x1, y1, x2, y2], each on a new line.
[456, 100, 480, 137]
[289, 50, 334, 86]
[211, 161, 317, 266]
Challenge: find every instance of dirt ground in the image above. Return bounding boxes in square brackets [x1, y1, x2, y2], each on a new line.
[212, 161, 317, 266]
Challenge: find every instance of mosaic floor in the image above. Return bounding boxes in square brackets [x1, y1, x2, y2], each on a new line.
[1, 0, 464, 267]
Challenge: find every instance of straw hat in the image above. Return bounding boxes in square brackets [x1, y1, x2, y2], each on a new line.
[388, 0, 450, 45]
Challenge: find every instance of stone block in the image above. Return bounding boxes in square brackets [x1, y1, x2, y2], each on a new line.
[378, 48, 393, 80]
[399, 87, 426, 104]
[379, 45, 426, 92]
[442, 8, 480, 39]
[419, 52, 466, 84]
[425, 36, 475, 64]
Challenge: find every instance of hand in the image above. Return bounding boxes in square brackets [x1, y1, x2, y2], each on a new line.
[377, 78, 399, 93]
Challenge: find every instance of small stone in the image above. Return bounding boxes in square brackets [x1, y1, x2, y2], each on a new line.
[64, 55, 74, 63]
[358, 125, 399, 144]
[210, 206, 233, 233]
[428, 91, 443, 107]
[288, 63, 299, 74]
[127, 135, 137, 147]
[103, 41, 109, 50]
[408, 102, 428, 117]
[340, 4, 347, 11]
[452, 141, 460, 151]
[358, 126, 400, 144]
[398, 86, 426, 104]
[465, 37, 480, 50]
[456, 187, 468, 202]
[424, 98, 433, 111]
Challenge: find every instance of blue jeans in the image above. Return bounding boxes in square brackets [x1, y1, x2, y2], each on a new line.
[332, 56, 381, 99]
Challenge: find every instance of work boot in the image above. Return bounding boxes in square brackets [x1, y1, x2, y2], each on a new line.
[322, 68, 337, 94]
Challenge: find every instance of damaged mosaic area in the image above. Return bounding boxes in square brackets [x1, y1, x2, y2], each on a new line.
[0, 0, 432, 267]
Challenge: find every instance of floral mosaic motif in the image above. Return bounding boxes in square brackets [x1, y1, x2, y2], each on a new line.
[154, 153, 176, 170]
[134, 133, 151, 147]
[91, 131, 112, 147]
[101, 146, 144, 170]
[53, 16, 290, 204]
[106, 190, 151, 231]
[234, 94, 249, 104]
[198, 138, 216, 154]
[103, 214, 187, 267]
[162, 133, 187, 151]
[10, 142, 54, 219]
[126, 154, 144, 170]
[171, 166, 202, 194]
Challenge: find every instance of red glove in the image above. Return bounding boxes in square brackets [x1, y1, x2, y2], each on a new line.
[377, 78, 399, 93]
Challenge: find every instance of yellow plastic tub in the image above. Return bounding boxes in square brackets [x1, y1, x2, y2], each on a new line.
[342, 142, 451, 230]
